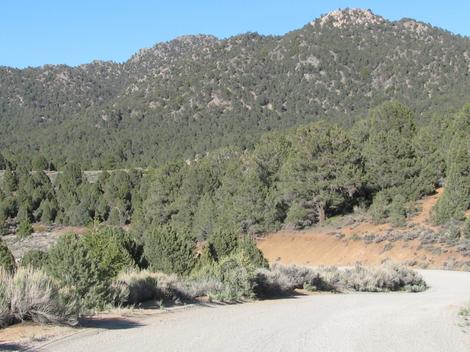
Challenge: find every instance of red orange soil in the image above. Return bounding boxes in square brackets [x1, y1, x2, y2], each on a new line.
[258, 188, 467, 268]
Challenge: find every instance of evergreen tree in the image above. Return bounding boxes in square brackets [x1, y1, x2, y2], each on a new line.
[68, 202, 91, 226]
[413, 115, 449, 193]
[389, 194, 407, 227]
[39, 199, 56, 224]
[46, 228, 136, 309]
[17, 217, 33, 239]
[431, 105, 470, 224]
[2, 169, 18, 193]
[0, 238, 15, 272]
[462, 217, 470, 240]
[32, 155, 49, 171]
[107, 207, 122, 226]
[362, 102, 418, 195]
[142, 161, 184, 227]
[369, 191, 390, 224]
[208, 229, 239, 260]
[143, 225, 196, 275]
[0, 153, 6, 170]
[252, 132, 290, 188]
[21, 249, 48, 269]
[281, 121, 362, 224]
[191, 193, 216, 240]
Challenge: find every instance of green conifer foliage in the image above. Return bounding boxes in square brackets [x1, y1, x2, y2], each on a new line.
[0, 238, 15, 273]
[17, 218, 33, 239]
[143, 225, 196, 275]
[281, 121, 362, 224]
[431, 105, 470, 224]
[363, 102, 418, 193]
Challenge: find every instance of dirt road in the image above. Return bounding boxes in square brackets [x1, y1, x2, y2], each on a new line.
[40, 270, 470, 352]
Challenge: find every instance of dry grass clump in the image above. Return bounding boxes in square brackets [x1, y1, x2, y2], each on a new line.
[262, 262, 427, 294]
[111, 269, 224, 306]
[111, 262, 427, 307]
[111, 269, 178, 305]
[339, 262, 427, 292]
[254, 264, 336, 296]
[113, 253, 260, 305]
[253, 267, 298, 297]
[173, 277, 224, 300]
[0, 267, 78, 328]
[459, 301, 470, 326]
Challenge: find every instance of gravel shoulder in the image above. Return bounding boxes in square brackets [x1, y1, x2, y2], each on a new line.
[36, 270, 470, 352]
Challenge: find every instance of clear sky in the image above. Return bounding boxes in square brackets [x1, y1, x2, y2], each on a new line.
[2, 0, 469, 68]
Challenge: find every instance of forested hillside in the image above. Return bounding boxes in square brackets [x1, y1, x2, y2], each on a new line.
[1, 8, 470, 168]
[1, 102, 469, 240]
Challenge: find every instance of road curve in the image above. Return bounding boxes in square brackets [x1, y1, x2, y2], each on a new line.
[41, 270, 470, 352]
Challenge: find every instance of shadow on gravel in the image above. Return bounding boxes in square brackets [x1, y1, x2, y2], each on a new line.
[78, 317, 144, 330]
[0, 342, 29, 351]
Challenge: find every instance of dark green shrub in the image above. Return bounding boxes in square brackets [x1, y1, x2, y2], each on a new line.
[431, 188, 466, 225]
[144, 225, 196, 275]
[107, 207, 122, 225]
[16, 205, 32, 223]
[46, 227, 137, 310]
[39, 200, 56, 224]
[0, 239, 15, 273]
[67, 203, 91, 226]
[369, 191, 390, 224]
[21, 249, 48, 269]
[208, 229, 239, 260]
[363, 102, 418, 191]
[2, 170, 17, 193]
[431, 116, 470, 225]
[0, 223, 8, 237]
[192, 252, 258, 301]
[46, 233, 106, 309]
[237, 235, 268, 268]
[389, 195, 407, 227]
[446, 223, 462, 240]
[462, 218, 470, 240]
[212, 253, 257, 301]
[82, 225, 137, 275]
[17, 218, 33, 239]
[285, 203, 312, 229]
[32, 155, 49, 171]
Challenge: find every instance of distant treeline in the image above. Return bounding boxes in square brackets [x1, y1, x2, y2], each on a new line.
[1, 101, 469, 239]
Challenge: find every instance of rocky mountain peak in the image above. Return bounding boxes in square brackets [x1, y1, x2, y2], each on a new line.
[313, 8, 385, 28]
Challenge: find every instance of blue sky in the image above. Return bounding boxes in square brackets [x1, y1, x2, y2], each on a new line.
[2, 0, 469, 68]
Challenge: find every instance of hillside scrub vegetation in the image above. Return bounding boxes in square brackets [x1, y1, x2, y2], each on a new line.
[0, 221, 427, 328]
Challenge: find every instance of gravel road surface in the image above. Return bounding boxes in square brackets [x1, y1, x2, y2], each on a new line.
[40, 270, 470, 352]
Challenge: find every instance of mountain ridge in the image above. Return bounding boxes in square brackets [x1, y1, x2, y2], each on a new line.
[3, 8, 466, 70]
[0, 8, 469, 168]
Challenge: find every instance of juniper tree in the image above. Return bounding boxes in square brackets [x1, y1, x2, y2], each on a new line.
[17, 217, 33, 239]
[32, 155, 49, 171]
[362, 102, 419, 195]
[431, 105, 470, 224]
[281, 121, 362, 224]
[0, 153, 6, 170]
[2, 169, 17, 194]
[143, 225, 196, 275]
[0, 238, 15, 272]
